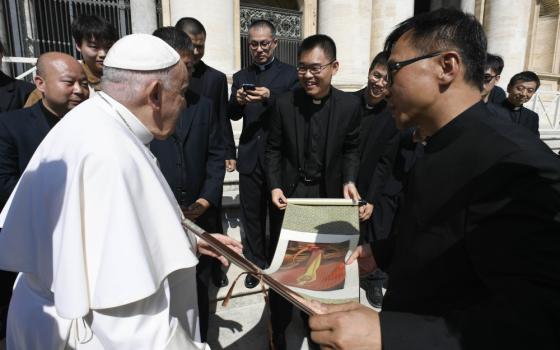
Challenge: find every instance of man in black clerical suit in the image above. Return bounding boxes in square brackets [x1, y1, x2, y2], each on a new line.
[151, 27, 225, 343]
[176, 17, 231, 287]
[0, 41, 34, 113]
[228, 20, 298, 289]
[309, 9, 560, 350]
[353, 51, 398, 309]
[488, 71, 540, 136]
[0, 52, 88, 341]
[266, 34, 361, 350]
[481, 53, 506, 104]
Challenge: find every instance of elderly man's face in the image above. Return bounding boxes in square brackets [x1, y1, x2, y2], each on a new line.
[157, 63, 188, 139]
[386, 33, 440, 129]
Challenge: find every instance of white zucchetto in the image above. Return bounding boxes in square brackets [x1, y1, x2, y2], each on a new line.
[104, 33, 180, 71]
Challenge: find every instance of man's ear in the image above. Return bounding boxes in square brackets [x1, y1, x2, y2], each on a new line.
[34, 75, 46, 93]
[438, 51, 461, 84]
[147, 80, 163, 111]
[495, 75, 500, 83]
[75, 41, 83, 54]
[331, 60, 339, 76]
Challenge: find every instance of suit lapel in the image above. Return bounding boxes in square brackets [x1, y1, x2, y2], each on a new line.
[324, 88, 338, 170]
[0, 73, 16, 112]
[30, 102, 52, 135]
[294, 91, 305, 169]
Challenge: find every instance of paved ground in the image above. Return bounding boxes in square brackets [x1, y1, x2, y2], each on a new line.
[205, 220, 378, 350]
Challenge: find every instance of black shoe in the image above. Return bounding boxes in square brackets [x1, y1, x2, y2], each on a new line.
[244, 274, 259, 289]
[270, 330, 286, 350]
[361, 277, 384, 309]
[212, 268, 229, 288]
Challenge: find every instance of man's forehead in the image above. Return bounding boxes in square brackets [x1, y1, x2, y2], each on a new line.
[188, 33, 205, 44]
[389, 31, 418, 60]
[371, 64, 388, 73]
[513, 80, 537, 88]
[298, 47, 329, 63]
[249, 27, 273, 39]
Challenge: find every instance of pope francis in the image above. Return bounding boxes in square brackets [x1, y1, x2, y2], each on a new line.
[0, 34, 241, 349]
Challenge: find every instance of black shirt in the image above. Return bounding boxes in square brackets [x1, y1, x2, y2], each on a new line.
[301, 94, 330, 179]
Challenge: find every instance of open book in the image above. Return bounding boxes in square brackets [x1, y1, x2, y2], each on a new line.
[182, 198, 360, 316]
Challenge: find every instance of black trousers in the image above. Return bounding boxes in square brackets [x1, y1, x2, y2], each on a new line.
[269, 180, 325, 334]
[195, 206, 223, 342]
[0, 270, 16, 339]
[239, 160, 281, 269]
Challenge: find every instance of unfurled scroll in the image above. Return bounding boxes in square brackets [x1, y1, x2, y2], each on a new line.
[182, 198, 360, 315]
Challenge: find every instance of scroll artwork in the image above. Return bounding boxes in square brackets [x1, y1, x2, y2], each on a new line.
[183, 198, 360, 315]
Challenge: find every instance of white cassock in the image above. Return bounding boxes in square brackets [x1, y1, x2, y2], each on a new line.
[0, 92, 210, 349]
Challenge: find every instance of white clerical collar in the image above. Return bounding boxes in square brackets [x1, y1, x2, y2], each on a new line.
[97, 91, 153, 146]
[513, 106, 521, 111]
[256, 57, 275, 71]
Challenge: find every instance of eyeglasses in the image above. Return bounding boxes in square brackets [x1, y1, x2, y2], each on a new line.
[483, 74, 498, 83]
[249, 40, 272, 50]
[297, 60, 336, 75]
[387, 51, 442, 86]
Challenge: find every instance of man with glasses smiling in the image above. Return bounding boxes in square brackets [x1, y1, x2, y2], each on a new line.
[353, 51, 398, 309]
[266, 34, 361, 350]
[228, 19, 298, 290]
[308, 8, 560, 350]
[488, 71, 541, 136]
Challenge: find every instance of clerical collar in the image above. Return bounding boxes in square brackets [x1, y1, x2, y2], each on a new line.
[504, 99, 522, 111]
[97, 91, 153, 146]
[310, 88, 331, 105]
[255, 57, 275, 71]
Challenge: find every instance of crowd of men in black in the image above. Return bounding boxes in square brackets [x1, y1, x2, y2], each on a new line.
[0, 7, 559, 350]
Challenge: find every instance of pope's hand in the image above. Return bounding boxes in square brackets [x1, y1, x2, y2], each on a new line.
[309, 302, 382, 350]
[197, 234, 243, 267]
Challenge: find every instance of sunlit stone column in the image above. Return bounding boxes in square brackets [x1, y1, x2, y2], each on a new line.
[169, 0, 236, 75]
[318, 0, 372, 90]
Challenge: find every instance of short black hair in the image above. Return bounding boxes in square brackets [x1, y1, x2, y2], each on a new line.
[153, 26, 193, 55]
[298, 34, 336, 61]
[369, 51, 389, 72]
[175, 17, 206, 37]
[71, 14, 118, 45]
[508, 71, 541, 91]
[249, 19, 276, 37]
[485, 53, 504, 75]
[384, 8, 486, 91]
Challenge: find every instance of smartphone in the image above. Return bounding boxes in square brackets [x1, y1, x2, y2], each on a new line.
[242, 83, 256, 91]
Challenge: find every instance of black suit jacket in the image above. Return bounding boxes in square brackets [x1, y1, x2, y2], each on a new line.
[487, 85, 506, 105]
[151, 91, 225, 208]
[190, 60, 235, 160]
[487, 99, 540, 136]
[228, 59, 298, 174]
[352, 90, 398, 204]
[0, 72, 34, 113]
[266, 87, 361, 197]
[0, 101, 55, 208]
[374, 102, 560, 349]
